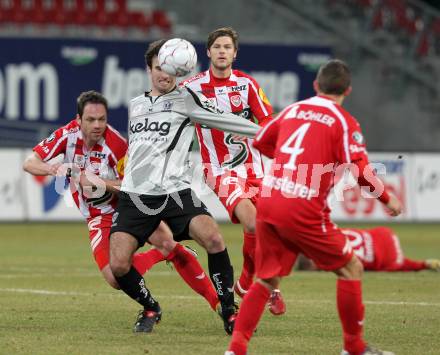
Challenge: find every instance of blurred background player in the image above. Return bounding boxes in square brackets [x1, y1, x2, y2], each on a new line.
[183, 27, 273, 299]
[226, 59, 402, 355]
[109, 40, 260, 335]
[22, 90, 220, 331]
[296, 226, 440, 272]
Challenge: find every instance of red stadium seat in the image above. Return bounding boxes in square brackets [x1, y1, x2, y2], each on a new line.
[52, 0, 76, 27]
[74, 0, 97, 26]
[105, 0, 130, 29]
[129, 10, 151, 32]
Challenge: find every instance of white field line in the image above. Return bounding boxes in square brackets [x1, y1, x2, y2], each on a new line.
[0, 271, 175, 278]
[0, 287, 439, 307]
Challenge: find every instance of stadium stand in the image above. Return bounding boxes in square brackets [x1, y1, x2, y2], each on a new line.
[0, 0, 172, 33]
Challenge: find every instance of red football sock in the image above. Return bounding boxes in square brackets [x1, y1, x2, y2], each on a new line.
[337, 279, 366, 355]
[168, 244, 219, 311]
[229, 282, 270, 355]
[132, 248, 165, 275]
[397, 258, 426, 271]
[238, 232, 256, 291]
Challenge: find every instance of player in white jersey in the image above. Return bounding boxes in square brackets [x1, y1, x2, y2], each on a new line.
[109, 39, 260, 335]
[184, 27, 276, 301]
[23, 91, 220, 330]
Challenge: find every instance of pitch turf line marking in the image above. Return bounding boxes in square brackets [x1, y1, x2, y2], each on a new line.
[1, 288, 440, 307]
[0, 271, 176, 278]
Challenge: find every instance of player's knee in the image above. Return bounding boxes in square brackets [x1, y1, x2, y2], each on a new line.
[336, 256, 364, 280]
[242, 219, 256, 234]
[107, 278, 120, 290]
[203, 232, 225, 253]
[154, 239, 175, 257]
[109, 257, 131, 277]
[102, 266, 121, 289]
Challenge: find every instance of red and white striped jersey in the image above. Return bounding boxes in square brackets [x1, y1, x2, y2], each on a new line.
[33, 119, 127, 219]
[183, 69, 273, 179]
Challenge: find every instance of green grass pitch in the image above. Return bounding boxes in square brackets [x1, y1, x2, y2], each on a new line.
[0, 222, 439, 354]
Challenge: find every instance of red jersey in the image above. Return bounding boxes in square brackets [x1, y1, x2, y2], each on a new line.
[33, 119, 127, 218]
[253, 95, 369, 233]
[183, 69, 273, 179]
[342, 227, 425, 271]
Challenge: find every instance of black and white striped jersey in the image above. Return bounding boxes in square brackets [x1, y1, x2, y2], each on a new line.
[121, 86, 259, 195]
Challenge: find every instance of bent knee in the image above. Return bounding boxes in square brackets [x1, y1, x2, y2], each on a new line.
[242, 220, 256, 234]
[109, 258, 131, 277]
[204, 233, 225, 253]
[335, 256, 364, 280]
[107, 279, 120, 290]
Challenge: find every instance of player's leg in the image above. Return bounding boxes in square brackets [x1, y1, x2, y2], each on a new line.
[227, 277, 278, 355]
[334, 255, 366, 355]
[110, 230, 162, 332]
[227, 220, 295, 355]
[88, 214, 167, 287]
[87, 215, 121, 289]
[297, 229, 368, 355]
[187, 214, 237, 333]
[233, 198, 257, 297]
[143, 220, 219, 311]
[109, 192, 163, 333]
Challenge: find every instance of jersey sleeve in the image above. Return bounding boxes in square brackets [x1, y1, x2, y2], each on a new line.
[338, 115, 390, 204]
[33, 126, 68, 161]
[105, 125, 128, 179]
[335, 114, 368, 163]
[181, 87, 260, 137]
[247, 76, 273, 125]
[252, 115, 281, 158]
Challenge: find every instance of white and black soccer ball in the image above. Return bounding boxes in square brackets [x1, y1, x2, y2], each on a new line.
[158, 38, 197, 77]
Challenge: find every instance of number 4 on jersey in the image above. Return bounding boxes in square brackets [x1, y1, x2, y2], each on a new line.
[280, 123, 311, 170]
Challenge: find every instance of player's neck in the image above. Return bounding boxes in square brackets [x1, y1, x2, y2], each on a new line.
[319, 93, 345, 106]
[83, 138, 97, 150]
[210, 65, 232, 79]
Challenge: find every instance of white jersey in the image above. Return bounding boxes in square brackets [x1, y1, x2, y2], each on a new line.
[121, 86, 259, 195]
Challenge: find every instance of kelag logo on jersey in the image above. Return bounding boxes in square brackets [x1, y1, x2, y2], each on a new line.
[129, 119, 171, 136]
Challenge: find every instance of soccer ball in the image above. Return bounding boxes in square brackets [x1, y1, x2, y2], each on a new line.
[158, 38, 197, 77]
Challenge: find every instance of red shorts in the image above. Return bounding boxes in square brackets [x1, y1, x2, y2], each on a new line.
[206, 171, 262, 223]
[255, 219, 353, 279]
[87, 214, 113, 271]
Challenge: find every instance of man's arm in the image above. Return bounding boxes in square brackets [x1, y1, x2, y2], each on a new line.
[78, 172, 121, 194]
[23, 152, 61, 176]
[352, 157, 402, 216]
[180, 87, 260, 138]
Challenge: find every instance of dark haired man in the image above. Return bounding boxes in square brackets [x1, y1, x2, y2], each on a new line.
[226, 59, 401, 355]
[110, 39, 261, 335]
[184, 27, 274, 302]
[23, 90, 220, 332]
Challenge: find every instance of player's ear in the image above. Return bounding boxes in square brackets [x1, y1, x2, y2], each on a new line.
[344, 86, 352, 97]
[313, 80, 320, 94]
[207, 48, 211, 59]
[75, 114, 81, 123]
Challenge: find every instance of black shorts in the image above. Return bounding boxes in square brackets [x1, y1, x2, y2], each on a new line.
[110, 188, 212, 247]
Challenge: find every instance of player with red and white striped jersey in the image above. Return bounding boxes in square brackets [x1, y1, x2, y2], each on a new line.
[32, 114, 125, 219]
[184, 27, 273, 298]
[226, 60, 402, 355]
[23, 91, 220, 319]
